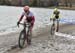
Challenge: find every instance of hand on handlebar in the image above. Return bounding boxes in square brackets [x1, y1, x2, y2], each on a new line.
[50, 18, 53, 21]
[17, 21, 20, 27]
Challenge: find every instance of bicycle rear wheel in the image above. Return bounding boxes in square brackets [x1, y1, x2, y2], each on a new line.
[18, 30, 26, 48]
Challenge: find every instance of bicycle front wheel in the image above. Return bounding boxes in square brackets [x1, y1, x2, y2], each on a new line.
[56, 20, 59, 32]
[18, 30, 26, 48]
[50, 24, 55, 35]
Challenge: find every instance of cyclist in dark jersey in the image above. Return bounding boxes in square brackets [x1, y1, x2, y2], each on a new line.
[53, 8, 60, 19]
[50, 8, 60, 32]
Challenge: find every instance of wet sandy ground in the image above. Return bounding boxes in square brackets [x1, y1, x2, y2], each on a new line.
[0, 24, 75, 53]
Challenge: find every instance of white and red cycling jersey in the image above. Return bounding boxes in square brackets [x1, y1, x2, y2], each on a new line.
[19, 11, 35, 28]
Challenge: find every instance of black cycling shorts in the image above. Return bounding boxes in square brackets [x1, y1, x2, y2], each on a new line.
[55, 16, 59, 19]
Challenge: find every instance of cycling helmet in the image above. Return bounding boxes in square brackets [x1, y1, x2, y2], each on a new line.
[24, 6, 30, 12]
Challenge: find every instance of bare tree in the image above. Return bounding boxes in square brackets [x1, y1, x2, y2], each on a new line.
[65, 0, 68, 7]
[0, 0, 6, 5]
[19, 0, 22, 6]
[32, 0, 37, 6]
[69, 0, 72, 7]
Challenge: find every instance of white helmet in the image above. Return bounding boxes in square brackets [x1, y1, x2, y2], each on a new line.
[54, 8, 58, 11]
[24, 6, 30, 12]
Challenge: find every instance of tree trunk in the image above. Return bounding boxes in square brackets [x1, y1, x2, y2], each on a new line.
[65, 0, 68, 7]
[32, 0, 37, 6]
[69, 0, 72, 7]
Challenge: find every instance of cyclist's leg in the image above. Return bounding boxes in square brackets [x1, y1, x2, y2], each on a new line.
[53, 18, 56, 31]
[27, 23, 34, 45]
[56, 18, 59, 32]
[50, 18, 56, 35]
[53, 18, 55, 30]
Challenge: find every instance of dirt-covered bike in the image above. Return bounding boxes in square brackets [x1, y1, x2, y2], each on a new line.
[50, 18, 59, 35]
[18, 22, 32, 48]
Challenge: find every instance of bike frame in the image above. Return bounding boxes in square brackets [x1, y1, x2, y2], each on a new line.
[18, 22, 32, 48]
[22, 22, 31, 39]
[50, 18, 59, 35]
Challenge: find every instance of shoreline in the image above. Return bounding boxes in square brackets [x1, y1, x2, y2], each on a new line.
[0, 5, 75, 10]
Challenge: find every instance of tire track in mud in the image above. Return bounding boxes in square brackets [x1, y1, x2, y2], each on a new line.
[6, 24, 75, 53]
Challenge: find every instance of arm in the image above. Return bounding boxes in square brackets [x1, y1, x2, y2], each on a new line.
[50, 14, 55, 20]
[31, 16, 35, 23]
[18, 14, 24, 22]
[29, 12, 35, 23]
[17, 13, 24, 27]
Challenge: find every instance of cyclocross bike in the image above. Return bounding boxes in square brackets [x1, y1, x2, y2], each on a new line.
[18, 22, 32, 48]
[50, 18, 59, 35]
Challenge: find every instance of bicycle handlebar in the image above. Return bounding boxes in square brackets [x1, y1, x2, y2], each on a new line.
[19, 22, 31, 27]
[50, 18, 60, 21]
